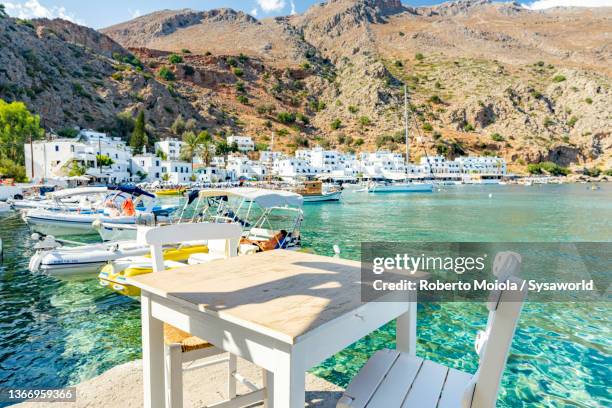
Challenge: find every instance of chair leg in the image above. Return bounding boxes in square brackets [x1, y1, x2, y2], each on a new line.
[165, 344, 183, 408]
[227, 354, 237, 400]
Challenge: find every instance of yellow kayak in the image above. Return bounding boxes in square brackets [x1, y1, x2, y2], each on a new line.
[98, 244, 208, 297]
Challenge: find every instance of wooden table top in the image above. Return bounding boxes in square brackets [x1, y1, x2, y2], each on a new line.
[128, 250, 364, 344]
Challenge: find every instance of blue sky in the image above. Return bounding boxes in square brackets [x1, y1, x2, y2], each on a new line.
[2, 0, 611, 28]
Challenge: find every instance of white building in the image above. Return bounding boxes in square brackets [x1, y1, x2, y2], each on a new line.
[155, 139, 184, 160]
[130, 154, 163, 182]
[160, 160, 193, 184]
[226, 155, 268, 180]
[455, 156, 506, 175]
[194, 166, 228, 183]
[227, 136, 254, 152]
[259, 150, 283, 163]
[25, 129, 132, 183]
[359, 151, 407, 179]
[273, 157, 317, 179]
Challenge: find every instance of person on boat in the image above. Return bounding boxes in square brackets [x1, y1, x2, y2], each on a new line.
[241, 230, 288, 252]
[121, 198, 136, 216]
[104, 198, 120, 217]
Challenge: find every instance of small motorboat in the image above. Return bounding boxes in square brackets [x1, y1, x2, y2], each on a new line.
[294, 180, 342, 203]
[366, 181, 433, 193]
[23, 185, 176, 237]
[28, 236, 151, 277]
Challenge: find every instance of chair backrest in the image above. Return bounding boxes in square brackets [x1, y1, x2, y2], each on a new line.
[463, 252, 527, 408]
[138, 223, 242, 273]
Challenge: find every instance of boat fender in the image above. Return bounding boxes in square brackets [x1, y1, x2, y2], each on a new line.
[92, 219, 102, 230]
[33, 236, 61, 250]
[29, 252, 43, 273]
[333, 244, 341, 258]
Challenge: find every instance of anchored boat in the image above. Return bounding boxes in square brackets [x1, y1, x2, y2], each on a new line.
[23, 185, 176, 236]
[98, 187, 304, 296]
[294, 180, 342, 202]
[28, 236, 151, 277]
[366, 180, 434, 193]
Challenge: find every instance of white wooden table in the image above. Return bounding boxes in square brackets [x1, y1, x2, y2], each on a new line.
[128, 250, 417, 408]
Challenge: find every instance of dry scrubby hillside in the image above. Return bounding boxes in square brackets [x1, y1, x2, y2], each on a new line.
[102, 0, 612, 170]
[1, 0, 610, 171]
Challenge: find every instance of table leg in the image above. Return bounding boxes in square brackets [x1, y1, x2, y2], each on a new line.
[269, 352, 305, 408]
[263, 369, 274, 408]
[396, 301, 417, 355]
[142, 291, 165, 408]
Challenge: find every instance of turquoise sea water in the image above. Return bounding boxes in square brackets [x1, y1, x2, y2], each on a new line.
[0, 184, 610, 407]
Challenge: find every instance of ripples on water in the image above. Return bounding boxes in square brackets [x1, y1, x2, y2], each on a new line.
[0, 184, 610, 407]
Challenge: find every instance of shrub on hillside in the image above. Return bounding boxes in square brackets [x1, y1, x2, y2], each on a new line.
[158, 67, 175, 81]
[552, 75, 566, 83]
[277, 112, 296, 124]
[168, 54, 183, 64]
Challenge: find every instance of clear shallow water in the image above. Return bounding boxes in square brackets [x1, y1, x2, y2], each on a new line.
[0, 184, 610, 407]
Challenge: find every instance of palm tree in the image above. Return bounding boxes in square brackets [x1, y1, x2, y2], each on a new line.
[180, 131, 202, 166]
[200, 138, 214, 167]
[198, 130, 214, 167]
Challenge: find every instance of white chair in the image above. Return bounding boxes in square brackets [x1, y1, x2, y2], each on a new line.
[337, 252, 527, 408]
[141, 223, 264, 408]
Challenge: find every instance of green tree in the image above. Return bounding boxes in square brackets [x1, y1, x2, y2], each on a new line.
[199, 138, 214, 167]
[162, 173, 170, 182]
[331, 119, 342, 130]
[155, 149, 168, 160]
[115, 111, 135, 139]
[96, 154, 114, 167]
[180, 131, 202, 166]
[171, 114, 186, 136]
[68, 160, 86, 176]
[130, 110, 147, 154]
[0, 99, 44, 165]
[185, 118, 197, 132]
[0, 158, 27, 181]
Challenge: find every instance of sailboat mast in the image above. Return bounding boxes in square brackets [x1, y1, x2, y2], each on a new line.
[404, 85, 409, 164]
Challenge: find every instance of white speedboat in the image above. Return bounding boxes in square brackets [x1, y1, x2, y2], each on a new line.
[302, 190, 342, 202]
[28, 236, 150, 277]
[24, 210, 140, 236]
[11, 186, 108, 211]
[23, 186, 176, 237]
[367, 181, 433, 193]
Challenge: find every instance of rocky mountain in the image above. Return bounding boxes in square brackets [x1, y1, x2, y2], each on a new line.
[0, 14, 199, 140]
[1, 1, 610, 171]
